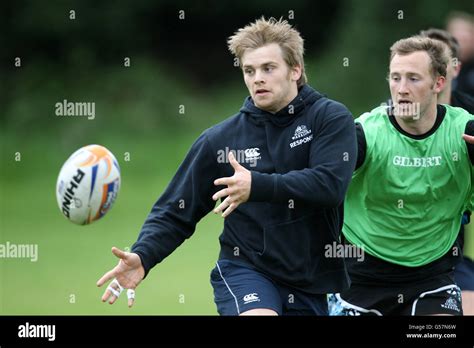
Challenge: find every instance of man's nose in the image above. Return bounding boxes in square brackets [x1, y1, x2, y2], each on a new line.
[254, 69, 265, 84]
[398, 78, 409, 94]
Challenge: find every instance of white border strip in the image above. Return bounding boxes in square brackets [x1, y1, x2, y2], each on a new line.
[216, 261, 240, 315]
[411, 284, 459, 316]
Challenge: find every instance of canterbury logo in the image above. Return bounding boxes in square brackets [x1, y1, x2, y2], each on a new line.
[216, 147, 260, 168]
[245, 148, 261, 159]
[243, 293, 260, 304]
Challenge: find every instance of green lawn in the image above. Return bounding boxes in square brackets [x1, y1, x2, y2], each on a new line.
[0, 133, 223, 315]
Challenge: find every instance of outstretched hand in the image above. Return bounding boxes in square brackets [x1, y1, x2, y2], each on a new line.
[97, 247, 145, 307]
[212, 152, 251, 218]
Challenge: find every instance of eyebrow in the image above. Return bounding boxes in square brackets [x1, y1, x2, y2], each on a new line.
[389, 71, 422, 76]
[242, 61, 278, 69]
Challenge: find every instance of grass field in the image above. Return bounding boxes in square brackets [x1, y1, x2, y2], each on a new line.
[0, 131, 224, 315]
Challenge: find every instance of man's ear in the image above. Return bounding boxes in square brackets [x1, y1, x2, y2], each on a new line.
[433, 75, 446, 94]
[291, 65, 302, 82]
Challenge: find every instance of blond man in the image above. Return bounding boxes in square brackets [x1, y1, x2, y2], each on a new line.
[97, 17, 357, 315]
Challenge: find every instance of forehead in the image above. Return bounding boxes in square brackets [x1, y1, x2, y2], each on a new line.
[390, 51, 431, 75]
[241, 43, 285, 67]
[449, 19, 474, 33]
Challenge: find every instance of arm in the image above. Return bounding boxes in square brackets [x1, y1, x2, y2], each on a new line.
[131, 133, 218, 277]
[463, 120, 474, 162]
[249, 111, 357, 207]
[355, 122, 367, 170]
[97, 133, 218, 306]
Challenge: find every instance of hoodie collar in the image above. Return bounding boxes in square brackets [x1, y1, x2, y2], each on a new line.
[240, 84, 323, 127]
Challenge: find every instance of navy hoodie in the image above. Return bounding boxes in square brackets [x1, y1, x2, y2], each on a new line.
[132, 84, 357, 294]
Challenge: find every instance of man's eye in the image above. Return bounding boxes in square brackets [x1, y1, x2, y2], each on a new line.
[391, 76, 400, 81]
[410, 77, 418, 81]
[265, 67, 273, 72]
[245, 70, 253, 74]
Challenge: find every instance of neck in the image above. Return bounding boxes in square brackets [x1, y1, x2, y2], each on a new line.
[438, 84, 451, 104]
[395, 103, 438, 135]
[278, 86, 299, 113]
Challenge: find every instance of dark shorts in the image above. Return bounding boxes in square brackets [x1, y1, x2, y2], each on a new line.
[455, 256, 474, 291]
[337, 271, 463, 316]
[210, 259, 328, 316]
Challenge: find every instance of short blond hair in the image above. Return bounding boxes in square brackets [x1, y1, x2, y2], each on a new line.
[227, 17, 307, 87]
[390, 36, 449, 79]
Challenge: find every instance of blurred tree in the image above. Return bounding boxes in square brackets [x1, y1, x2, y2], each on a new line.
[3, 0, 341, 84]
[2, 0, 473, 133]
[307, 0, 474, 116]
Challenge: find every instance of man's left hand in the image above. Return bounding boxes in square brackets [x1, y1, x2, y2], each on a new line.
[213, 151, 251, 218]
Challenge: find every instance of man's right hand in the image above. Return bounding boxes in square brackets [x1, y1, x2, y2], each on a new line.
[97, 247, 145, 307]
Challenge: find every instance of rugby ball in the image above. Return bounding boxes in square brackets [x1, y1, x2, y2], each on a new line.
[56, 145, 121, 225]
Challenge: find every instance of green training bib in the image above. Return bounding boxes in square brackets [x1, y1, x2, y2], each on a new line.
[344, 105, 474, 266]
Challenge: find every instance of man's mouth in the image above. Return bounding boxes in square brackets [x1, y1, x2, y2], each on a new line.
[256, 89, 270, 96]
[398, 99, 412, 105]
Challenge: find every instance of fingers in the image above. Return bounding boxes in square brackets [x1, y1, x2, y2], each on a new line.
[102, 279, 123, 304]
[214, 196, 238, 217]
[101, 281, 136, 307]
[212, 188, 230, 201]
[97, 247, 128, 287]
[101, 288, 119, 304]
[111, 246, 127, 260]
[221, 203, 237, 218]
[214, 152, 244, 186]
[96, 269, 116, 287]
[214, 196, 231, 214]
[101, 288, 111, 302]
[214, 177, 233, 187]
[98, 249, 139, 307]
[228, 151, 242, 170]
[127, 289, 136, 308]
[107, 291, 120, 305]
